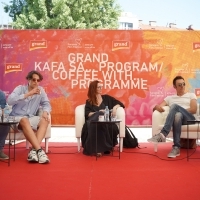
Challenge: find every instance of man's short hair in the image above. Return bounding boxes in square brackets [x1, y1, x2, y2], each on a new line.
[173, 76, 184, 86]
[26, 70, 43, 81]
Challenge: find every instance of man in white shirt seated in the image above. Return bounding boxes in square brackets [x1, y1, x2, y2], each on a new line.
[7, 70, 51, 164]
[147, 76, 197, 158]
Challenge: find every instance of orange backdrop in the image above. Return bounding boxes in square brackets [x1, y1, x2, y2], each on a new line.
[0, 30, 200, 126]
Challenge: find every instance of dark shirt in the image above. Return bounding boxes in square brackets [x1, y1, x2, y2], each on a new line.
[85, 94, 125, 120]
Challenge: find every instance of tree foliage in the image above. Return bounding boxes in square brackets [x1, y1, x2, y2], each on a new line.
[3, 0, 122, 29]
[3, 0, 27, 21]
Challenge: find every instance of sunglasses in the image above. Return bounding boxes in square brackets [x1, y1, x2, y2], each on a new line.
[32, 78, 41, 82]
[177, 83, 185, 87]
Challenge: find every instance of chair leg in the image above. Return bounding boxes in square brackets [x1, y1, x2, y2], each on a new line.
[154, 143, 158, 152]
[26, 140, 29, 150]
[77, 138, 81, 152]
[119, 137, 123, 152]
[45, 138, 49, 153]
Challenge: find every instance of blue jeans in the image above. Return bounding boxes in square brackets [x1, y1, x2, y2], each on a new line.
[0, 125, 10, 151]
[161, 104, 195, 148]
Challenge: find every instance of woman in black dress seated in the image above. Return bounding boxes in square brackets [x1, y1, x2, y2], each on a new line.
[81, 80, 125, 157]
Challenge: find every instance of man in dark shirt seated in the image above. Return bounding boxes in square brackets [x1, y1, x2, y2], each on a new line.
[0, 90, 10, 160]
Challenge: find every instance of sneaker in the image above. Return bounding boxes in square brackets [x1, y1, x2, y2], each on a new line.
[27, 149, 38, 162]
[0, 150, 9, 160]
[168, 147, 180, 158]
[147, 133, 166, 143]
[37, 149, 50, 164]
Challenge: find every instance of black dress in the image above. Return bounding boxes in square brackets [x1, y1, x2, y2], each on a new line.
[81, 94, 125, 156]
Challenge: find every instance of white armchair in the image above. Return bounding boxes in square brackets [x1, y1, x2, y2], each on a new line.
[75, 104, 125, 152]
[152, 105, 200, 152]
[6, 108, 51, 153]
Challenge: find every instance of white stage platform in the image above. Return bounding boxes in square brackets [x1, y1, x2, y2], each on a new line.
[50, 127, 152, 143]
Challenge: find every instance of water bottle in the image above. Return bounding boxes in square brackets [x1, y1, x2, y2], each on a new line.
[105, 106, 110, 121]
[3, 104, 10, 122]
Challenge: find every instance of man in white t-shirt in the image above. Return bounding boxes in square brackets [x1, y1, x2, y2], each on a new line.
[147, 76, 197, 158]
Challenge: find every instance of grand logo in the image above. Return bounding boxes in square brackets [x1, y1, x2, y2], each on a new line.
[195, 88, 200, 97]
[29, 40, 47, 51]
[5, 63, 22, 74]
[193, 42, 200, 51]
[112, 40, 130, 51]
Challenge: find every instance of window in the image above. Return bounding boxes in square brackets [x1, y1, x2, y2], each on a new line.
[119, 22, 134, 30]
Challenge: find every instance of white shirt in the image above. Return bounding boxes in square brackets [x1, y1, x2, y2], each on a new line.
[164, 92, 197, 109]
[7, 85, 51, 117]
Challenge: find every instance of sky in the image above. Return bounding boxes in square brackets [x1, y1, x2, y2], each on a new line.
[1, 0, 200, 30]
[0, 0, 12, 25]
[117, 0, 200, 30]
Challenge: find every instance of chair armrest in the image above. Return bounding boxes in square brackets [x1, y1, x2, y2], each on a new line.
[116, 107, 125, 137]
[152, 106, 169, 136]
[75, 104, 85, 138]
[75, 105, 126, 138]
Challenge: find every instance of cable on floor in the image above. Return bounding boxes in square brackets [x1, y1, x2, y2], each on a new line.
[123, 147, 198, 161]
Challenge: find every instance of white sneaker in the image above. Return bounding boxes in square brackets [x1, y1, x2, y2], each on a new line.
[167, 147, 180, 158]
[27, 149, 38, 162]
[37, 149, 50, 164]
[147, 133, 166, 143]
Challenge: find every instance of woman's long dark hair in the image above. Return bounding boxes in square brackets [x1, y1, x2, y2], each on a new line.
[87, 80, 100, 105]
